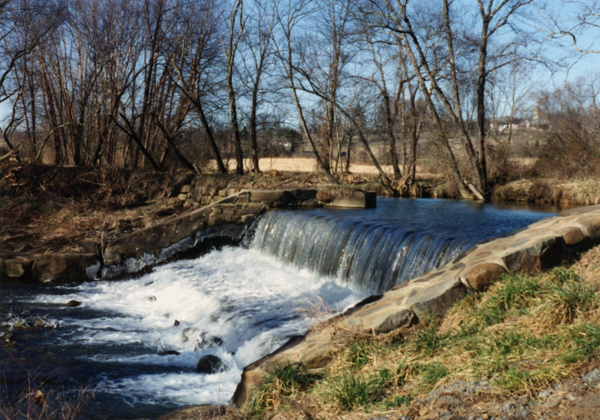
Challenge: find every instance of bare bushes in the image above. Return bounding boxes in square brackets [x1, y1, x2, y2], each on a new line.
[0, 163, 178, 208]
[534, 132, 600, 179]
[532, 80, 600, 179]
[487, 142, 521, 185]
[0, 363, 92, 420]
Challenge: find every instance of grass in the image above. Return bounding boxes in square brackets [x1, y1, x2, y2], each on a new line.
[327, 368, 393, 410]
[0, 361, 92, 420]
[248, 265, 600, 417]
[248, 364, 322, 417]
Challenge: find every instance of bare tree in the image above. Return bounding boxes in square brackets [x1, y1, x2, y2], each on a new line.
[272, 0, 338, 183]
[171, 0, 228, 174]
[238, 0, 278, 173]
[0, 0, 63, 159]
[546, 0, 600, 55]
[222, 0, 247, 175]
[357, 0, 536, 199]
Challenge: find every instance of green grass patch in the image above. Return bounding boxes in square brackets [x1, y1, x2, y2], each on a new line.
[327, 368, 393, 410]
[347, 339, 375, 368]
[418, 363, 448, 387]
[248, 363, 322, 417]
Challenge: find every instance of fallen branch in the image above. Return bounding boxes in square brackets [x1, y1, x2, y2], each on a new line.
[466, 182, 485, 201]
[0, 144, 20, 163]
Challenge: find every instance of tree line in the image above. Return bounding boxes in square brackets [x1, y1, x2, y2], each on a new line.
[0, 0, 598, 199]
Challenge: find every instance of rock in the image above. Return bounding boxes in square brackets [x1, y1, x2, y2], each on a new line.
[316, 190, 333, 203]
[317, 188, 377, 208]
[558, 226, 587, 245]
[174, 320, 180, 327]
[0, 253, 36, 282]
[102, 200, 267, 278]
[502, 236, 566, 274]
[82, 241, 101, 256]
[200, 336, 223, 348]
[247, 190, 297, 206]
[66, 300, 82, 307]
[159, 350, 180, 356]
[465, 263, 506, 291]
[32, 253, 101, 284]
[196, 355, 224, 374]
[180, 184, 191, 194]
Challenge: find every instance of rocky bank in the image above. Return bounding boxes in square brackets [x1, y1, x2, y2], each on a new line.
[0, 187, 375, 284]
[232, 204, 600, 408]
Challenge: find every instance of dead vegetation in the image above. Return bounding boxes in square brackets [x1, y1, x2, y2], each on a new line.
[0, 162, 364, 254]
[0, 163, 191, 254]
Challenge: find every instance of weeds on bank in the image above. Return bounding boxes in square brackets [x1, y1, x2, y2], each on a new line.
[0, 361, 93, 420]
[249, 267, 600, 417]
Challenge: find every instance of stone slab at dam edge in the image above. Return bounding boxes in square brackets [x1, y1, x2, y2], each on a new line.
[232, 204, 600, 408]
[0, 187, 376, 284]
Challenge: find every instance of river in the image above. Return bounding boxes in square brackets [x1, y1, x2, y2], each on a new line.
[0, 198, 558, 419]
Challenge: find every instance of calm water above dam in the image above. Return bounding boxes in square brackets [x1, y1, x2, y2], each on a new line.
[0, 198, 557, 419]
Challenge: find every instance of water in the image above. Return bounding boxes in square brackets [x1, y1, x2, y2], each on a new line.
[251, 198, 559, 293]
[0, 198, 557, 419]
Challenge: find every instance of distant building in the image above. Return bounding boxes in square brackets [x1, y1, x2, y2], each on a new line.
[491, 108, 546, 132]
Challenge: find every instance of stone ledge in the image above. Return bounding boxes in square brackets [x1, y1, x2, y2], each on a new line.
[102, 188, 376, 278]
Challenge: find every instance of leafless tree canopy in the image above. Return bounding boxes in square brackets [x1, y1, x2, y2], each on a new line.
[0, 0, 598, 199]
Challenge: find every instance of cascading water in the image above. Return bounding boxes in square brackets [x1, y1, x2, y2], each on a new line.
[251, 211, 475, 293]
[0, 198, 557, 419]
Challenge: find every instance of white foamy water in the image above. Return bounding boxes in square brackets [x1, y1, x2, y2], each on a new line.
[30, 247, 362, 407]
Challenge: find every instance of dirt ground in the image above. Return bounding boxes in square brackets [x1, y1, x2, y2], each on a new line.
[0, 163, 195, 254]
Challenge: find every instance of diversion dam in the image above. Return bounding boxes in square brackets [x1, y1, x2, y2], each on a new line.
[0, 198, 556, 419]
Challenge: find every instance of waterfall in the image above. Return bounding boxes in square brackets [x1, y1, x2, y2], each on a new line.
[251, 210, 476, 294]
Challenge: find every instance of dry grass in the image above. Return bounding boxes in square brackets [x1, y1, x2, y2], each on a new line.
[0, 360, 93, 420]
[0, 194, 188, 254]
[210, 157, 442, 181]
[492, 178, 600, 206]
[247, 246, 600, 419]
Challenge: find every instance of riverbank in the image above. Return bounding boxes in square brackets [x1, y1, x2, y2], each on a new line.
[2, 162, 595, 257]
[0, 163, 352, 256]
[1, 162, 377, 283]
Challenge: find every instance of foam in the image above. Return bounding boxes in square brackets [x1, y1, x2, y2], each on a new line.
[29, 247, 362, 406]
